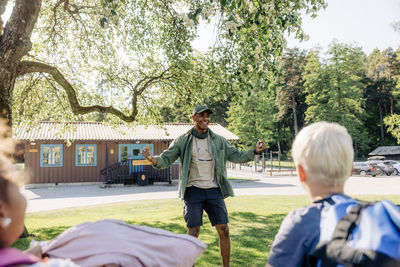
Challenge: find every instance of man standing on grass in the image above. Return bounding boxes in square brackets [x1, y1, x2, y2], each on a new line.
[142, 104, 266, 267]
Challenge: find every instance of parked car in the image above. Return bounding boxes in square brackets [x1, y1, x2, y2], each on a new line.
[353, 162, 378, 177]
[353, 162, 371, 176]
[383, 160, 400, 175]
[369, 162, 395, 176]
[369, 163, 383, 176]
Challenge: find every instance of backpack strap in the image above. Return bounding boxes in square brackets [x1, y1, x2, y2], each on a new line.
[312, 194, 352, 207]
[306, 201, 400, 267]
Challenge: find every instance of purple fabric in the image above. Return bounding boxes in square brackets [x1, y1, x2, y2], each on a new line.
[40, 219, 207, 267]
[0, 247, 41, 267]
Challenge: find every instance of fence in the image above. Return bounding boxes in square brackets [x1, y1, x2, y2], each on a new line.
[226, 151, 296, 176]
[100, 159, 172, 185]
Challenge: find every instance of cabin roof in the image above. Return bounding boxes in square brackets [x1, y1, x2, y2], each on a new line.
[368, 146, 400, 156]
[15, 121, 240, 142]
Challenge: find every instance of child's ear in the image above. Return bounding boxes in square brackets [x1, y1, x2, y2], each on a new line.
[297, 164, 306, 182]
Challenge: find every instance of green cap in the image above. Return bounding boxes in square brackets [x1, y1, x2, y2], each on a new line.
[192, 104, 213, 115]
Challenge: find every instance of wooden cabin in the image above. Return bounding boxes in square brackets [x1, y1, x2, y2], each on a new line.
[368, 146, 400, 161]
[15, 122, 239, 185]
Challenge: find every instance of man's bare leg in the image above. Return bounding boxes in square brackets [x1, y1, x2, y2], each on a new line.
[188, 226, 200, 238]
[215, 224, 230, 267]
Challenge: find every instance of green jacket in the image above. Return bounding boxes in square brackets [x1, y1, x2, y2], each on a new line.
[153, 128, 254, 199]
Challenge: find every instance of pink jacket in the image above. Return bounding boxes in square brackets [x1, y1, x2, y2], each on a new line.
[40, 219, 207, 267]
[0, 248, 41, 267]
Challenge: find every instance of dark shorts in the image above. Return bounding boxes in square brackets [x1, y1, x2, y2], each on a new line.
[183, 186, 229, 228]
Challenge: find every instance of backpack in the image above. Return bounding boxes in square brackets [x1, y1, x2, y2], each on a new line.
[304, 195, 400, 267]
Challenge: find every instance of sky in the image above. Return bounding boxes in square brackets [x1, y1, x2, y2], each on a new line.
[286, 0, 400, 54]
[193, 0, 400, 54]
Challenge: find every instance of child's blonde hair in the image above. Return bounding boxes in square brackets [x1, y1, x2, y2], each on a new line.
[291, 121, 354, 187]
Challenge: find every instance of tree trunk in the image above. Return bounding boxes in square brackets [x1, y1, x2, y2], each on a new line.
[277, 141, 281, 170]
[0, 74, 14, 124]
[390, 96, 394, 115]
[379, 102, 385, 144]
[0, 0, 42, 124]
[337, 77, 342, 121]
[291, 92, 298, 135]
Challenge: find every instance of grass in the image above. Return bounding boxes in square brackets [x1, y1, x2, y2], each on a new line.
[15, 195, 400, 267]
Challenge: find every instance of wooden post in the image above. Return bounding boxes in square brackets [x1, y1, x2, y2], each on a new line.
[262, 152, 265, 172]
[106, 141, 109, 183]
[270, 150, 273, 171]
[278, 150, 281, 171]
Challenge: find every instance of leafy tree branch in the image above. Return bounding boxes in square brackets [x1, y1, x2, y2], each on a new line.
[16, 60, 138, 122]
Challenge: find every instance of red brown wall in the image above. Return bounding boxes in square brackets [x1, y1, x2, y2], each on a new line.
[23, 140, 179, 184]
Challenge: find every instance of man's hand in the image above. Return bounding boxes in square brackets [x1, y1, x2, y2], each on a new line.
[141, 146, 157, 166]
[255, 140, 267, 154]
[142, 146, 151, 159]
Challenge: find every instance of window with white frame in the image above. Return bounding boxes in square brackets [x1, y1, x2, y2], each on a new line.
[40, 144, 63, 167]
[76, 144, 97, 166]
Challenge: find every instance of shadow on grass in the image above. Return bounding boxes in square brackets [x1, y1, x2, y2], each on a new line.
[125, 217, 188, 234]
[14, 225, 70, 250]
[234, 212, 285, 266]
[195, 212, 286, 267]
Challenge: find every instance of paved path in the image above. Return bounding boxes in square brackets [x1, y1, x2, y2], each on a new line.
[23, 169, 400, 213]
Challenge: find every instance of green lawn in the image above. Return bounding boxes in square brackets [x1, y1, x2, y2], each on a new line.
[16, 195, 400, 267]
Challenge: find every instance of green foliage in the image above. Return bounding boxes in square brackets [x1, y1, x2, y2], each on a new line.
[226, 81, 276, 150]
[9, 0, 400, 158]
[9, 0, 326, 128]
[384, 114, 400, 144]
[275, 48, 307, 136]
[13, 0, 199, 126]
[364, 47, 400, 147]
[303, 42, 370, 154]
[161, 41, 400, 157]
